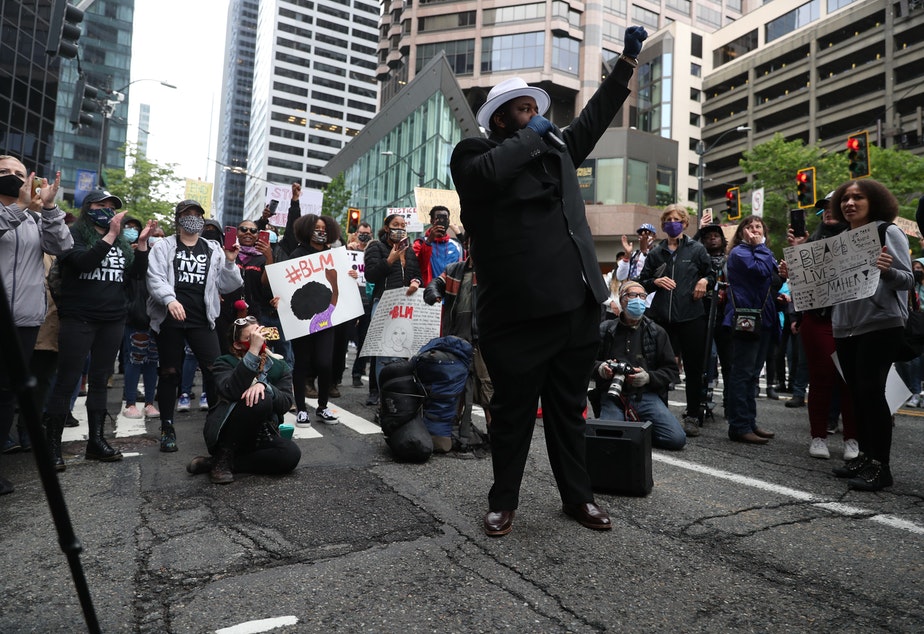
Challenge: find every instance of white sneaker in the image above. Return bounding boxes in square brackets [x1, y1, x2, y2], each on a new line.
[199, 392, 209, 411]
[316, 407, 340, 424]
[177, 393, 191, 412]
[843, 438, 860, 461]
[143, 404, 160, 418]
[122, 404, 143, 419]
[905, 394, 921, 408]
[295, 411, 312, 427]
[809, 437, 830, 459]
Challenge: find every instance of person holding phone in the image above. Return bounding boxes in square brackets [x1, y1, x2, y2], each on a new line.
[413, 205, 463, 287]
[147, 200, 243, 453]
[363, 214, 422, 402]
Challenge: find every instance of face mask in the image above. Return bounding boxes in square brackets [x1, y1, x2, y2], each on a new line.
[357, 233, 372, 243]
[662, 221, 684, 238]
[389, 228, 407, 242]
[202, 230, 222, 242]
[177, 215, 205, 235]
[122, 228, 139, 242]
[268, 231, 278, 244]
[915, 270, 924, 284]
[87, 207, 116, 228]
[311, 230, 327, 244]
[148, 237, 163, 247]
[625, 298, 647, 319]
[0, 174, 24, 197]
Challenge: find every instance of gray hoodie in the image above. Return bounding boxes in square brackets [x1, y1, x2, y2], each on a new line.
[0, 203, 73, 326]
[145, 235, 243, 333]
[832, 221, 913, 338]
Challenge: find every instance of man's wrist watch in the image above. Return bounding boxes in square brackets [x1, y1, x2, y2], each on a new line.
[619, 54, 639, 68]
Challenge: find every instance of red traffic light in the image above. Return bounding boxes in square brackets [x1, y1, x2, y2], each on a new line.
[847, 137, 860, 152]
[796, 172, 808, 184]
[726, 190, 734, 200]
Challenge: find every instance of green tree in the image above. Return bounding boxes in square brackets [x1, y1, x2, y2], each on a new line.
[321, 172, 352, 234]
[104, 143, 181, 226]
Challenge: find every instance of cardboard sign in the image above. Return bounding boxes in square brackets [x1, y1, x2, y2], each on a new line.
[783, 223, 881, 312]
[387, 207, 424, 233]
[413, 187, 461, 226]
[265, 246, 364, 340]
[358, 288, 441, 359]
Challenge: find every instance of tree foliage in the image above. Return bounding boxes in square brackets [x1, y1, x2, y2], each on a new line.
[104, 144, 181, 227]
[321, 173, 352, 234]
[737, 133, 924, 257]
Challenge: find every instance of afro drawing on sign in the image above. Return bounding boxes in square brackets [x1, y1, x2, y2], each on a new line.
[290, 268, 339, 334]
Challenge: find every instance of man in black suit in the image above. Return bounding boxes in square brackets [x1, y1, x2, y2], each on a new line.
[450, 26, 648, 537]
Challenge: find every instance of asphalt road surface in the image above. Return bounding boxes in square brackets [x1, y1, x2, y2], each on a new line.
[1, 368, 922, 633]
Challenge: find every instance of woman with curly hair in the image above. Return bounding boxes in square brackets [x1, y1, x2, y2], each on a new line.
[828, 179, 912, 491]
[44, 191, 156, 471]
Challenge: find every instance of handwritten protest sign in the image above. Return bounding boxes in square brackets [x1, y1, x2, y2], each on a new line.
[894, 216, 921, 240]
[413, 187, 461, 226]
[263, 184, 323, 227]
[359, 288, 441, 359]
[783, 222, 880, 312]
[387, 207, 424, 233]
[346, 249, 366, 287]
[265, 246, 363, 340]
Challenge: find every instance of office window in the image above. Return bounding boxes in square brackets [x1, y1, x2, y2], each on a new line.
[482, 32, 545, 72]
[627, 159, 649, 205]
[596, 157, 624, 204]
[417, 40, 476, 74]
[767, 0, 821, 43]
[552, 36, 580, 74]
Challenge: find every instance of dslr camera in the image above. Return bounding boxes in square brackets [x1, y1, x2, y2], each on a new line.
[605, 361, 635, 400]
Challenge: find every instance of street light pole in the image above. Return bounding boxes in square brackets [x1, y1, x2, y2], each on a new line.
[696, 125, 750, 225]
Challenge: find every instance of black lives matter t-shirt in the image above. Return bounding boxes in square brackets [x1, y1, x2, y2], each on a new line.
[167, 239, 211, 328]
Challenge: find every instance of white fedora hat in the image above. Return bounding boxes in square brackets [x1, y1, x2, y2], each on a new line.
[476, 77, 550, 131]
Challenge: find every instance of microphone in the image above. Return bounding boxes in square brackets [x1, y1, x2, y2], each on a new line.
[545, 131, 567, 152]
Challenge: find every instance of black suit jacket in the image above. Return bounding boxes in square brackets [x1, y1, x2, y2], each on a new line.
[450, 60, 635, 330]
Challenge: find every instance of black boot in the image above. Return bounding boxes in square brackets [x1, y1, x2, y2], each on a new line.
[210, 445, 235, 484]
[85, 410, 122, 462]
[160, 421, 178, 452]
[44, 413, 67, 472]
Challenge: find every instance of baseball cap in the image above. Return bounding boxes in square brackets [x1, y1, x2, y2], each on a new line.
[81, 189, 123, 209]
[476, 77, 551, 130]
[175, 199, 205, 216]
[815, 190, 835, 215]
[698, 223, 724, 235]
[637, 223, 657, 234]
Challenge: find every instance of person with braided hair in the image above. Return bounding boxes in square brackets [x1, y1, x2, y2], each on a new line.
[188, 316, 300, 484]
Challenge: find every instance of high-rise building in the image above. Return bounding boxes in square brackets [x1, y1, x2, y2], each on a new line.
[214, 0, 259, 226]
[0, 2, 63, 176]
[242, 0, 381, 220]
[53, 0, 134, 195]
[137, 103, 150, 156]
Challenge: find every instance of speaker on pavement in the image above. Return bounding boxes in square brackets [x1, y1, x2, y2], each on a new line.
[585, 419, 653, 496]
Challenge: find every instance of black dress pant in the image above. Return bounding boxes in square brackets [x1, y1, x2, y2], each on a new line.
[479, 297, 599, 511]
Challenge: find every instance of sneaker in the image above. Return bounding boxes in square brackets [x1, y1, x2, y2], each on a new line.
[177, 393, 191, 412]
[144, 404, 160, 418]
[122, 404, 143, 419]
[295, 411, 312, 427]
[160, 424, 178, 452]
[833, 453, 871, 478]
[64, 412, 80, 428]
[199, 393, 209, 411]
[316, 407, 340, 424]
[365, 392, 379, 406]
[827, 419, 840, 435]
[682, 416, 701, 437]
[352, 376, 363, 388]
[809, 437, 830, 459]
[843, 438, 860, 461]
[847, 460, 893, 491]
[328, 385, 341, 398]
[905, 394, 921, 408]
[2, 437, 21, 454]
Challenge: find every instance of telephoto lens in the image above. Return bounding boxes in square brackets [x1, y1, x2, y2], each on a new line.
[605, 361, 635, 400]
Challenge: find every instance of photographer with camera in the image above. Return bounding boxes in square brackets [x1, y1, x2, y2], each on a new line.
[592, 281, 686, 451]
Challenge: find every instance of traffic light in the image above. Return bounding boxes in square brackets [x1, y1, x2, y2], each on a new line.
[46, 0, 84, 58]
[347, 207, 361, 233]
[69, 75, 101, 129]
[796, 167, 816, 208]
[726, 187, 741, 221]
[847, 131, 870, 178]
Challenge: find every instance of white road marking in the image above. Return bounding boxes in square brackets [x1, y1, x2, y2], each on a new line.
[653, 453, 924, 536]
[215, 615, 298, 634]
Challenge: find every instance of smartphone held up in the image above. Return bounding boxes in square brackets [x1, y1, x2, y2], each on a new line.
[789, 208, 807, 238]
[223, 226, 238, 250]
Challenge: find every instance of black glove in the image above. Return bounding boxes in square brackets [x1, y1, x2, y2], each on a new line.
[623, 26, 648, 58]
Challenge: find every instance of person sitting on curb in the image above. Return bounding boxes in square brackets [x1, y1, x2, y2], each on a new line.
[187, 316, 300, 484]
[592, 281, 687, 450]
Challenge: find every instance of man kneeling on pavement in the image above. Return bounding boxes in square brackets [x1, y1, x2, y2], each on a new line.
[593, 281, 687, 450]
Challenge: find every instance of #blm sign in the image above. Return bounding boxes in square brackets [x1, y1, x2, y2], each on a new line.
[359, 288, 441, 359]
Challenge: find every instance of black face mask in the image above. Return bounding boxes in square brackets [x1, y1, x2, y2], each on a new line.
[0, 174, 24, 198]
[914, 270, 924, 284]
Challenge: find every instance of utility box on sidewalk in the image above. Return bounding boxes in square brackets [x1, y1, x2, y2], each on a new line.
[585, 419, 653, 496]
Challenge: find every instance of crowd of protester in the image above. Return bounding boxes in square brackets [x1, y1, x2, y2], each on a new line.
[0, 151, 916, 497]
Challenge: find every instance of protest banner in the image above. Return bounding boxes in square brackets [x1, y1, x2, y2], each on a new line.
[359, 288, 441, 359]
[783, 222, 881, 312]
[894, 216, 921, 240]
[265, 246, 363, 340]
[346, 249, 366, 287]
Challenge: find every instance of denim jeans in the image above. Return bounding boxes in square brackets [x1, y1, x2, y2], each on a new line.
[725, 329, 773, 436]
[600, 391, 686, 451]
[123, 326, 159, 405]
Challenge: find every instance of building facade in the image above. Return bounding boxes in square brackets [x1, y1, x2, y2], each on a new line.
[242, 0, 381, 220]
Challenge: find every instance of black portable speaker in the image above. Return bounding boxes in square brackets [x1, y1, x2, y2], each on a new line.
[585, 419, 653, 496]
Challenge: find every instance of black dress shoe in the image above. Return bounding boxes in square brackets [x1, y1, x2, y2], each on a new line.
[729, 431, 769, 445]
[562, 502, 612, 531]
[753, 427, 775, 439]
[483, 510, 514, 537]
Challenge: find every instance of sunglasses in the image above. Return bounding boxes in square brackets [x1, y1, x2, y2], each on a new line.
[233, 316, 258, 326]
[237, 226, 259, 234]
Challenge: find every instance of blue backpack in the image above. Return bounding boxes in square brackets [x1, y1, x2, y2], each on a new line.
[412, 336, 474, 438]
